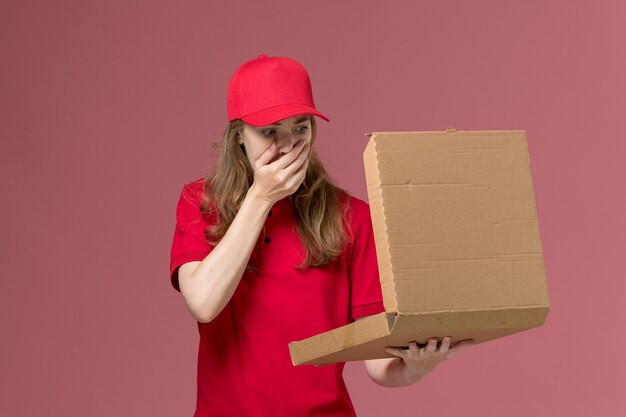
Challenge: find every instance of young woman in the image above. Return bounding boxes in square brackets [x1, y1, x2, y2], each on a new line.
[169, 54, 474, 417]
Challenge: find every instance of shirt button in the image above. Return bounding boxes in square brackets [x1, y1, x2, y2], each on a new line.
[264, 237, 271, 244]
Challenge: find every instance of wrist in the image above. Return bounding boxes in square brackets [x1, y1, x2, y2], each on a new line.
[246, 185, 274, 211]
[401, 362, 430, 382]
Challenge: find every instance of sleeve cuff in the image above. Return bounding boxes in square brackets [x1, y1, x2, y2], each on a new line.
[170, 251, 210, 292]
[350, 301, 385, 321]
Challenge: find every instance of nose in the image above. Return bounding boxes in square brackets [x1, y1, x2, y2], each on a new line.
[276, 132, 300, 155]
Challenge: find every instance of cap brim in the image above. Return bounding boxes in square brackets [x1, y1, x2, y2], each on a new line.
[241, 104, 330, 126]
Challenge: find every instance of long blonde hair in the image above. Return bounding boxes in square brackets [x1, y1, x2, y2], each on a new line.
[199, 115, 352, 274]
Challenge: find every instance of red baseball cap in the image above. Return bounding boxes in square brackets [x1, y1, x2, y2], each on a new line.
[227, 54, 330, 127]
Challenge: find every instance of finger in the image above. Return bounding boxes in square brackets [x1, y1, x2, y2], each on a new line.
[425, 337, 438, 353]
[255, 142, 278, 168]
[385, 347, 404, 358]
[283, 157, 309, 192]
[273, 140, 307, 170]
[283, 149, 310, 190]
[445, 339, 475, 360]
[439, 336, 451, 354]
[408, 341, 419, 355]
[283, 144, 309, 175]
[298, 153, 310, 173]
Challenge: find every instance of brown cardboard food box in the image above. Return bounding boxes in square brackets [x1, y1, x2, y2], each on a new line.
[288, 127, 550, 366]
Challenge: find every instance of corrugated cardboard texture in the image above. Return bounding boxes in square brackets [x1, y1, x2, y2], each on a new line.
[290, 307, 549, 366]
[365, 129, 549, 313]
[289, 129, 550, 366]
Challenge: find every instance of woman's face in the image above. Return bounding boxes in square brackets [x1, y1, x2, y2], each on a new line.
[237, 114, 312, 168]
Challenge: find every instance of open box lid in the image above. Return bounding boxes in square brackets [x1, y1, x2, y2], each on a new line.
[288, 128, 550, 366]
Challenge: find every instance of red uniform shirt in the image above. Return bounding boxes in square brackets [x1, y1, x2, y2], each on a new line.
[169, 178, 385, 417]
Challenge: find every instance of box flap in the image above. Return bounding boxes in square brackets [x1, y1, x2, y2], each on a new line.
[288, 312, 394, 366]
[289, 306, 549, 366]
[364, 129, 550, 314]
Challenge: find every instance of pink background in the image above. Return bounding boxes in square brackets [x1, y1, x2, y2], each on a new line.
[1, 1, 624, 416]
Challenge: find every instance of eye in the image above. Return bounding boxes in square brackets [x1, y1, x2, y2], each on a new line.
[295, 126, 309, 134]
[261, 129, 276, 137]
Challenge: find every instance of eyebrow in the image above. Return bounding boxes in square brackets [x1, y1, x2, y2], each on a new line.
[268, 116, 310, 126]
